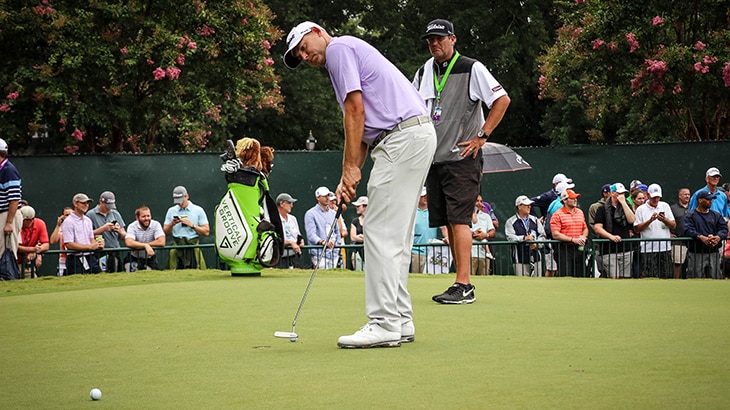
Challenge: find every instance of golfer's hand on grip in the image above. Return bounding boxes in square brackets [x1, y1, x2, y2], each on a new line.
[338, 165, 361, 204]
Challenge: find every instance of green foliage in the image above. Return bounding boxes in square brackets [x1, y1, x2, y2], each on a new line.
[538, 0, 730, 144]
[0, 0, 282, 153]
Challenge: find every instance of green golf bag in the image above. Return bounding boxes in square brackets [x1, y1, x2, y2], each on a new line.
[215, 165, 283, 275]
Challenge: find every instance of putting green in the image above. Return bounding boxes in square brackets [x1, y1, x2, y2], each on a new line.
[1, 270, 728, 409]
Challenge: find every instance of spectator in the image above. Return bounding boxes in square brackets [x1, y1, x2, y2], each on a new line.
[88, 191, 126, 272]
[163, 186, 210, 269]
[412, 18, 510, 305]
[480, 193, 499, 229]
[543, 179, 575, 276]
[530, 173, 570, 218]
[549, 189, 588, 277]
[688, 167, 730, 219]
[49, 207, 72, 276]
[683, 191, 728, 279]
[470, 196, 495, 276]
[627, 180, 643, 209]
[62, 193, 104, 274]
[630, 189, 647, 213]
[124, 205, 165, 271]
[505, 196, 546, 277]
[304, 187, 341, 269]
[276, 193, 304, 269]
[329, 191, 347, 268]
[17, 206, 49, 278]
[670, 188, 691, 279]
[411, 187, 438, 273]
[633, 184, 676, 278]
[0, 138, 22, 269]
[349, 196, 368, 270]
[284, 21, 436, 348]
[593, 183, 636, 279]
[588, 184, 612, 238]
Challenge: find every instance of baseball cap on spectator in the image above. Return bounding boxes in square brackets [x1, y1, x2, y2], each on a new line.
[630, 179, 642, 189]
[610, 183, 628, 194]
[647, 184, 662, 198]
[172, 186, 187, 205]
[706, 167, 722, 177]
[560, 189, 581, 200]
[552, 173, 569, 184]
[276, 193, 297, 204]
[420, 186, 427, 196]
[601, 184, 612, 194]
[100, 191, 117, 210]
[314, 186, 330, 197]
[352, 196, 368, 206]
[0, 138, 8, 151]
[515, 195, 534, 206]
[20, 205, 35, 220]
[555, 180, 575, 195]
[721, 182, 730, 193]
[421, 19, 455, 39]
[327, 192, 336, 201]
[637, 184, 649, 192]
[697, 190, 716, 200]
[73, 193, 93, 203]
[284, 21, 325, 69]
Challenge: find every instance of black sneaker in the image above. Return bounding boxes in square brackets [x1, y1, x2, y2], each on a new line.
[432, 283, 476, 304]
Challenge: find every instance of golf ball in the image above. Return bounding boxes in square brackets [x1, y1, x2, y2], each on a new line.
[290, 337, 297, 342]
[90, 388, 102, 400]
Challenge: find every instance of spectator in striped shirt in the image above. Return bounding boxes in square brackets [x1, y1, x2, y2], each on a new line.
[550, 189, 588, 277]
[124, 206, 165, 271]
[0, 138, 23, 265]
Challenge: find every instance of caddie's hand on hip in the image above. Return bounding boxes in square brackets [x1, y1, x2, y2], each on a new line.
[457, 137, 484, 158]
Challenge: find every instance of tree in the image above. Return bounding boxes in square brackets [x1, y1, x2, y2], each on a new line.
[253, 0, 558, 150]
[538, 0, 730, 144]
[0, 0, 282, 153]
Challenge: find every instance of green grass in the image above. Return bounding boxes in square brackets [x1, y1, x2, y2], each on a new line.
[2, 270, 729, 409]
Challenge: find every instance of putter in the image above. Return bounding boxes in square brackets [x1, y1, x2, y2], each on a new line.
[275, 200, 344, 342]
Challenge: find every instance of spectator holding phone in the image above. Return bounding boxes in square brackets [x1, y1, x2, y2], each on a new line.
[163, 186, 210, 269]
[633, 184, 676, 278]
[88, 191, 126, 272]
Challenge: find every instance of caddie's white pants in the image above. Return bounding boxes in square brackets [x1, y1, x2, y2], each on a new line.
[364, 122, 436, 332]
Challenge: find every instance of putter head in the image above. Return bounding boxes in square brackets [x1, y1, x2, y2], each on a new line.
[274, 331, 298, 342]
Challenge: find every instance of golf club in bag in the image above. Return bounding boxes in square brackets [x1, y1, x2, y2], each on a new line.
[274, 200, 344, 342]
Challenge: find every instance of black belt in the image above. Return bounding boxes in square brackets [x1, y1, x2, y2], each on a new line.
[371, 115, 431, 148]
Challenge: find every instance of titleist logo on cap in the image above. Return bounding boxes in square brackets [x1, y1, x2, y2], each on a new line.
[427, 23, 446, 31]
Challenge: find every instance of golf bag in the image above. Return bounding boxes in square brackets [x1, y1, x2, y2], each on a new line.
[215, 165, 283, 275]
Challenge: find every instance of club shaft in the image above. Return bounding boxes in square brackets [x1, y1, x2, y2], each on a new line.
[290, 202, 343, 330]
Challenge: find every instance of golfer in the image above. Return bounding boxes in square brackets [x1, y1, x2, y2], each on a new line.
[284, 22, 436, 348]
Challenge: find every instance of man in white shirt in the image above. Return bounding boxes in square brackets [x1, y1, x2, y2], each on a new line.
[276, 193, 304, 269]
[633, 184, 676, 278]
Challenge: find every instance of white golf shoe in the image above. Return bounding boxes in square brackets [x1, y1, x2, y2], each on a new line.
[337, 323, 401, 349]
[400, 321, 415, 343]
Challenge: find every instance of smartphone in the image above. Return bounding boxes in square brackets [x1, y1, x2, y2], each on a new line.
[173, 216, 181, 220]
[111, 220, 118, 225]
[658, 212, 665, 217]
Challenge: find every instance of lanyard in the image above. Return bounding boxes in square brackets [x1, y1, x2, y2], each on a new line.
[433, 51, 460, 100]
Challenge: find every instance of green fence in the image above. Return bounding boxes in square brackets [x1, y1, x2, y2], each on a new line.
[12, 140, 729, 276]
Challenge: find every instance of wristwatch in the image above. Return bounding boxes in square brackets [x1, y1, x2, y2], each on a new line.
[477, 130, 488, 139]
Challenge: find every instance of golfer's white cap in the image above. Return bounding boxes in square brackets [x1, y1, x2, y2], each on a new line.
[283, 21, 324, 69]
[420, 186, 427, 196]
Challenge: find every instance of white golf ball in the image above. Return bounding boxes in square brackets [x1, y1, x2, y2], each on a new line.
[290, 337, 297, 342]
[90, 388, 102, 400]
